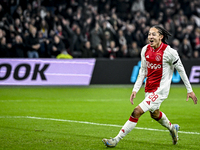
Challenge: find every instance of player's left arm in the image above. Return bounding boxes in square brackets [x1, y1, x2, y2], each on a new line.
[187, 92, 197, 104]
[169, 48, 198, 104]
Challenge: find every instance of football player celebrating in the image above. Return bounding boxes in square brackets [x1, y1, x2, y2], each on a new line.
[102, 25, 198, 147]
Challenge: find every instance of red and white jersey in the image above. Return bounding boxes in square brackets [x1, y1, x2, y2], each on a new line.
[133, 43, 193, 99]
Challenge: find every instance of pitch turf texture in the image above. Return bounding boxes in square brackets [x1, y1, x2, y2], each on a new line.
[0, 85, 199, 150]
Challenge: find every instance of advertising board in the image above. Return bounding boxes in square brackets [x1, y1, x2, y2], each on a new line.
[0, 59, 95, 85]
[0, 58, 199, 85]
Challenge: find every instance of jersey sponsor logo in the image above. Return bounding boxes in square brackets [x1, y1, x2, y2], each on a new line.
[130, 61, 181, 83]
[146, 55, 149, 58]
[146, 61, 161, 70]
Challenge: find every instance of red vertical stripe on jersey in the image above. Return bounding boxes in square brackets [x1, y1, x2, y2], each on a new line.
[145, 43, 168, 93]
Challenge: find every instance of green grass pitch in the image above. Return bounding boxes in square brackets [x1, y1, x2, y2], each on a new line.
[0, 85, 199, 150]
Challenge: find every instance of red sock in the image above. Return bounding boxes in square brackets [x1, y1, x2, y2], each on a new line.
[129, 116, 138, 123]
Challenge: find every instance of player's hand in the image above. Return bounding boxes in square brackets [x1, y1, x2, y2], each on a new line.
[130, 91, 137, 105]
[186, 92, 198, 104]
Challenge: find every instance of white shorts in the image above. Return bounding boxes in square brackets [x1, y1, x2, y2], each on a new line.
[139, 92, 165, 113]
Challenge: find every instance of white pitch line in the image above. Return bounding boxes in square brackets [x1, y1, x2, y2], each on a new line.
[0, 116, 200, 135]
[0, 99, 124, 102]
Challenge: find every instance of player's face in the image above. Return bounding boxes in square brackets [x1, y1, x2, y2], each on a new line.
[148, 28, 163, 49]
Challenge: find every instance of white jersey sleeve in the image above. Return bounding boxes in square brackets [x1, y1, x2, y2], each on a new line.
[167, 46, 193, 93]
[132, 45, 147, 93]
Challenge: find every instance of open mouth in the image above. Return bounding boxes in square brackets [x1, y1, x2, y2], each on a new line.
[149, 40, 154, 45]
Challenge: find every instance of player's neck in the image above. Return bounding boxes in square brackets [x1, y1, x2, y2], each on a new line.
[151, 42, 162, 50]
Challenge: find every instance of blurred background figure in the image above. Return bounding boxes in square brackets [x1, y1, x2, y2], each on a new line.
[81, 41, 94, 58]
[179, 38, 193, 60]
[0, 0, 199, 59]
[71, 26, 87, 58]
[0, 37, 10, 57]
[50, 34, 65, 58]
[106, 40, 120, 59]
[128, 41, 141, 58]
[192, 28, 200, 59]
[56, 49, 73, 59]
[25, 25, 40, 58]
[13, 34, 25, 58]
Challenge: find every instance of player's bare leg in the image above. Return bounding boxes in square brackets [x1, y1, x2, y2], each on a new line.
[150, 110, 180, 145]
[102, 106, 144, 148]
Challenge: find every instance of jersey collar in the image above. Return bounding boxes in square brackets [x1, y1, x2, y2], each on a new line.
[150, 42, 164, 52]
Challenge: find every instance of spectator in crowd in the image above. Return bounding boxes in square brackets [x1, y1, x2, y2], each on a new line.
[50, 34, 65, 58]
[174, 25, 184, 42]
[95, 44, 104, 58]
[38, 31, 49, 58]
[44, 11, 54, 33]
[106, 40, 120, 59]
[73, 6, 84, 27]
[117, 29, 128, 57]
[114, 0, 129, 21]
[14, 18, 23, 34]
[55, 24, 69, 50]
[179, 38, 193, 60]
[61, 18, 75, 54]
[134, 30, 145, 48]
[0, 37, 10, 57]
[109, 13, 122, 31]
[72, 26, 87, 57]
[61, 8, 73, 24]
[0, 0, 199, 59]
[6, 25, 16, 57]
[12, 5, 23, 19]
[0, 28, 4, 40]
[102, 31, 114, 55]
[22, 21, 30, 35]
[171, 39, 180, 52]
[192, 28, 200, 58]
[183, 25, 194, 42]
[128, 41, 141, 58]
[7, 24, 16, 41]
[194, 50, 199, 58]
[81, 41, 93, 58]
[90, 22, 103, 50]
[25, 25, 40, 58]
[131, 0, 145, 14]
[121, 44, 128, 58]
[56, 25, 67, 40]
[164, 21, 175, 45]
[56, 49, 73, 59]
[41, 0, 55, 14]
[39, 19, 49, 38]
[13, 34, 25, 58]
[23, 3, 33, 20]
[101, 20, 115, 42]
[117, 29, 127, 49]
[0, 4, 5, 20]
[124, 24, 135, 48]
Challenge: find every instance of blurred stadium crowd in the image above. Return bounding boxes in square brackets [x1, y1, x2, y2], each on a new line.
[0, 0, 200, 59]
